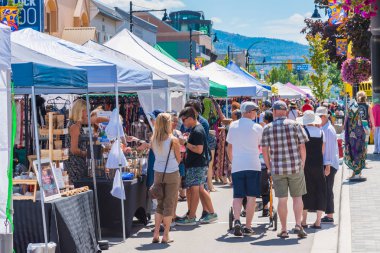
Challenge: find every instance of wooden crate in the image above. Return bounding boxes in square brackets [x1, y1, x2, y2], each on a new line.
[13, 179, 38, 202]
[39, 128, 68, 136]
[41, 149, 69, 161]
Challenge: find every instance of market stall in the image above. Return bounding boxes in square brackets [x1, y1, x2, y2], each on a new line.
[0, 23, 12, 253]
[104, 29, 210, 95]
[272, 82, 304, 99]
[285, 82, 309, 97]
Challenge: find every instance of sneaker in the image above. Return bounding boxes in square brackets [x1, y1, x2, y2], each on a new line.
[176, 217, 197, 226]
[321, 216, 334, 223]
[240, 210, 246, 217]
[175, 212, 189, 221]
[233, 220, 243, 236]
[199, 213, 218, 224]
[170, 221, 176, 228]
[200, 211, 209, 219]
[242, 227, 255, 236]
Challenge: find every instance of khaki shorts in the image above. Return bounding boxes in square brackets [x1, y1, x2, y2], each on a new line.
[272, 170, 306, 198]
[154, 171, 180, 217]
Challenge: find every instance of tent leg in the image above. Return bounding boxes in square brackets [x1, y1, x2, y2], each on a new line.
[115, 84, 126, 241]
[225, 98, 229, 118]
[31, 87, 49, 253]
[85, 93, 102, 240]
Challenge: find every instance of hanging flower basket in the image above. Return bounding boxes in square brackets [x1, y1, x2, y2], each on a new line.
[341, 57, 371, 85]
[336, 0, 379, 19]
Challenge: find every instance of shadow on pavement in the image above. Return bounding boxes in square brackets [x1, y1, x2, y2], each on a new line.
[216, 232, 266, 243]
[252, 238, 301, 246]
[135, 243, 171, 251]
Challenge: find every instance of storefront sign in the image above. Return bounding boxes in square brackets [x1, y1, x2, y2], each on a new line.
[1, 0, 43, 31]
[359, 81, 372, 97]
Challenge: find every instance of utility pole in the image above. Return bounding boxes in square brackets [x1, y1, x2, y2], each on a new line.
[371, 0, 380, 104]
[129, 1, 133, 32]
[189, 28, 193, 69]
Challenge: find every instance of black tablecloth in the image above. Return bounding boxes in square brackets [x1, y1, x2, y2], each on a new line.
[74, 176, 148, 237]
[14, 191, 97, 253]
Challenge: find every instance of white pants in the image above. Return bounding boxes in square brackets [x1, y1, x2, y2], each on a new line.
[375, 127, 380, 153]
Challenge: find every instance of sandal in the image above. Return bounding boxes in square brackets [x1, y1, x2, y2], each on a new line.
[152, 237, 160, 243]
[277, 231, 289, 238]
[161, 239, 174, 244]
[294, 224, 307, 238]
[301, 224, 308, 229]
[311, 223, 322, 229]
[178, 196, 187, 202]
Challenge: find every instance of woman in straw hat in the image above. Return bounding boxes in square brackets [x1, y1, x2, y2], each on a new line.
[297, 110, 327, 229]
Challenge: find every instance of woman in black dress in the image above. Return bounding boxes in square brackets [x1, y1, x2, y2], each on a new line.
[297, 110, 326, 229]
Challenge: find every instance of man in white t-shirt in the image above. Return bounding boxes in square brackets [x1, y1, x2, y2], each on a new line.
[226, 101, 263, 236]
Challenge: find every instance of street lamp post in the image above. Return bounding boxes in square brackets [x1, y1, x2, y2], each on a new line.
[129, 1, 169, 33]
[371, 0, 380, 104]
[189, 28, 218, 69]
[245, 41, 265, 72]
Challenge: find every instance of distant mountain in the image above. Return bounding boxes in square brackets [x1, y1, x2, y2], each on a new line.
[214, 30, 309, 63]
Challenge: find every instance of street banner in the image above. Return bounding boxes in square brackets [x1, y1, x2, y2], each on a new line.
[328, 0, 347, 26]
[336, 38, 348, 56]
[0, 6, 18, 31]
[1, 0, 43, 31]
[195, 57, 204, 70]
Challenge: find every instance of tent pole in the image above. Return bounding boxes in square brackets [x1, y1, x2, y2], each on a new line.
[115, 84, 126, 241]
[167, 89, 171, 112]
[31, 87, 48, 253]
[85, 93, 102, 240]
[150, 86, 154, 112]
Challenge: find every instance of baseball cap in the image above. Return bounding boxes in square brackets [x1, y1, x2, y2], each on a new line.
[273, 100, 288, 110]
[241, 101, 259, 113]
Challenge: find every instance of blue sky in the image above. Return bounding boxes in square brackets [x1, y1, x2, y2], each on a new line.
[102, 0, 328, 45]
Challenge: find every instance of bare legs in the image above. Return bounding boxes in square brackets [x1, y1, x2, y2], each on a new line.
[278, 197, 288, 232]
[233, 197, 256, 229]
[293, 196, 303, 228]
[302, 209, 323, 226]
[153, 213, 173, 242]
[207, 150, 216, 191]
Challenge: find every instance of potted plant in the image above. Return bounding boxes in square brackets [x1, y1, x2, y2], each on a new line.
[341, 57, 371, 96]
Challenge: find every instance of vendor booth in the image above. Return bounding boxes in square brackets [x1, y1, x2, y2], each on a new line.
[104, 29, 210, 95]
[272, 82, 304, 99]
[0, 23, 12, 253]
[285, 82, 309, 97]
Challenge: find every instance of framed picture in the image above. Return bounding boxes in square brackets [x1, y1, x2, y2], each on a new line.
[33, 158, 61, 202]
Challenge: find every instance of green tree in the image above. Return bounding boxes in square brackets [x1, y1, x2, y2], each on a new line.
[216, 54, 229, 67]
[327, 63, 343, 89]
[267, 64, 301, 85]
[305, 34, 332, 100]
[248, 59, 259, 77]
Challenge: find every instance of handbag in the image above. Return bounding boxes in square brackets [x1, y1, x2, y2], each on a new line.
[149, 140, 173, 199]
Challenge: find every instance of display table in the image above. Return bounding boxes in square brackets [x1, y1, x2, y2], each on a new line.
[14, 191, 97, 253]
[74, 176, 148, 237]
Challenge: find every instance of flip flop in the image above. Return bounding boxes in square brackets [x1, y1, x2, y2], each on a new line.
[161, 239, 174, 244]
[277, 231, 289, 238]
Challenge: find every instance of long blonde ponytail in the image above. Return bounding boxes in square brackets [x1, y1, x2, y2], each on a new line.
[151, 113, 172, 155]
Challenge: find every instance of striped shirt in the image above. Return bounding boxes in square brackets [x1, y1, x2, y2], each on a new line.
[261, 117, 309, 175]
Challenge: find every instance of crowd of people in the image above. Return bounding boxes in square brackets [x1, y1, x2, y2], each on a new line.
[65, 92, 376, 243]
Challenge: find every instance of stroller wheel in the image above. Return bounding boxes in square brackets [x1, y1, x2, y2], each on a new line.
[229, 207, 234, 231]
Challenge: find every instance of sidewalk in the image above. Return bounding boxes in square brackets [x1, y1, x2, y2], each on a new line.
[345, 145, 380, 253]
[106, 167, 343, 252]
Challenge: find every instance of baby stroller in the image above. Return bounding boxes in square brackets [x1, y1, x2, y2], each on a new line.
[228, 158, 278, 231]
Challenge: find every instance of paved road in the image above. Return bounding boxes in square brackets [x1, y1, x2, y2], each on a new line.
[349, 146, 380, 253]
[107, 166, 342, 252]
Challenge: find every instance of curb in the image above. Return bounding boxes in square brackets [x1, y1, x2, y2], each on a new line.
[337, 162, 352, 253]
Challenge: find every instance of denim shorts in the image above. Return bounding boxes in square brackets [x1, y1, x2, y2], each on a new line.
[185, 166, 208, 188]
[231, 170, 262, 198]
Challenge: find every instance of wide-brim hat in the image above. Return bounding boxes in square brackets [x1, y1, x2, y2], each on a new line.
[296, 110, 322, 125]
[315, 106, 329, 116]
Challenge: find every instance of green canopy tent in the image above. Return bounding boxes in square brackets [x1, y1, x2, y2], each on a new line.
[154, 44, 227, 97]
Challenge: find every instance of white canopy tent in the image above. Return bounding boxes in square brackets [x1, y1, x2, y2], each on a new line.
[105, 29, 209, 95]
[0, 24, 12, 252]
[298, 86, 315, 98]
[272, 82, 304, 99]
[83, 40, 185, 112]
[197, 62, 257, 97]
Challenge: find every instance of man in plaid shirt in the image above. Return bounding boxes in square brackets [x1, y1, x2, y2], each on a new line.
[261, 100, 309, 239]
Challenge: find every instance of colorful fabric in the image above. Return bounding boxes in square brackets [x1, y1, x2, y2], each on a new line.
[344, 109, 367, 175]
[185, 166, 208, 188]
[372, 104, 380, 127]
[261, 117, 309, 175]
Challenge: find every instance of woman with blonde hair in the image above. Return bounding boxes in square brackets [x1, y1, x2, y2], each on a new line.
[151, 113, 181, 244]
[64, 99, 88, 182]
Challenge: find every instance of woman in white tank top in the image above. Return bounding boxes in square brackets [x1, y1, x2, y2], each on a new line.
[151, 113, 181, 244]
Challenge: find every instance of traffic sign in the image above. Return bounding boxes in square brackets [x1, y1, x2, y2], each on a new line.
[296, 64, 309, 71]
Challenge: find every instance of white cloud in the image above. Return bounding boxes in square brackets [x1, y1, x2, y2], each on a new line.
[254, 12, 315, 45]
[211, 17, 222, 24]
[99, 0, 186, 11]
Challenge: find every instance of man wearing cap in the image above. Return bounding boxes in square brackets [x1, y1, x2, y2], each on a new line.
[302, 98, 314, 113]
[316, 106, 340, 223]
[261, 100, 309, 239]
[226, 102, 263, 236]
